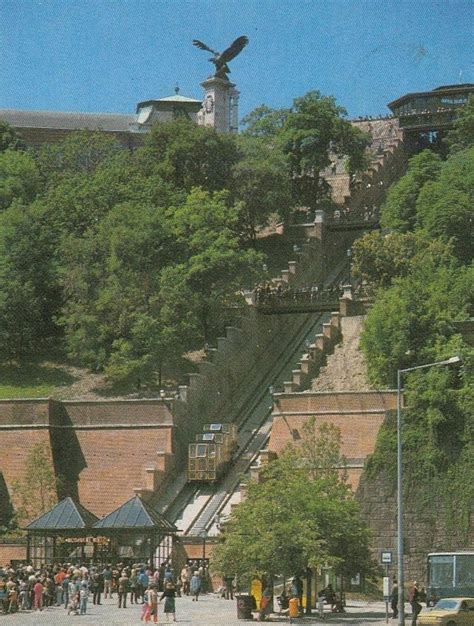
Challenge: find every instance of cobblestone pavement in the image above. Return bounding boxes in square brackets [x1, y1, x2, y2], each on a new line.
[1, 595, 399, 625]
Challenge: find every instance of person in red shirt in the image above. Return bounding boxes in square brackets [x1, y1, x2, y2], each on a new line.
[33, 580, 44, 611]
[54, 569, 66, 606]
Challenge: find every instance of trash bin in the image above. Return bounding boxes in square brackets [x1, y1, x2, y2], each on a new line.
[289, 596, 299, 618]
[236, 594, 254, 619]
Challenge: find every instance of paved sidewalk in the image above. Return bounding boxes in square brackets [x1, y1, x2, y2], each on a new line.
[1, 595, 397, 625]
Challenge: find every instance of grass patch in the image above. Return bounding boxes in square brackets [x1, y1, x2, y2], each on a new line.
[0, 362, 76, 399]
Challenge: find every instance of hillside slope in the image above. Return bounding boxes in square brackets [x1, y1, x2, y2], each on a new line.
[311, 315, 373, 392]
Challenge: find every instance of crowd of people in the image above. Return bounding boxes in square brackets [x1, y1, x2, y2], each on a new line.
[0, 559, 209, 621]
[330, 204, 379, 222]
[255, 282, 344, 306]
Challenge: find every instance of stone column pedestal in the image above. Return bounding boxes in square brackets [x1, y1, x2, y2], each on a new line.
[200, 76, 238, 133]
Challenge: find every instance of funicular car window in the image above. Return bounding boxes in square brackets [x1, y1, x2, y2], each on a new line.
[196, 444, 207, 457]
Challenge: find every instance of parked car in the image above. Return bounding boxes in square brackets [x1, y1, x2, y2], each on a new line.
[417, 597, 474, 625]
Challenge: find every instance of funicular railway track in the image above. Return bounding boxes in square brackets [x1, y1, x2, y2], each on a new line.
[157, 261, 350, 536]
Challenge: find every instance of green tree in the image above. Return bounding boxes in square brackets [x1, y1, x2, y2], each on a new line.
[35, 130, 122, 184]
[416, 146, 474, 263]
[351, 231, 455, 291]
[232, 135, 293, 241]
[60, 200, 177, 375]
[445, 95, 474, 153]
[0, 121, 26, 152]
[166, 188, 264, 339]
[212, 420, 374, 585]
[241, 105, 290, 139]
[365, 339, 473, 537]
[380, 149, 442, 232]
[11, 442, 59, 525]
[142, 119, 239, 192]
[280, 91, 370, 210]
[360, 262, 473, 387]
[0, 202, 60, 360]
[0, 149, 41, 211]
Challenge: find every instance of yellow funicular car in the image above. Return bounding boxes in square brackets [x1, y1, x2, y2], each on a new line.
[188, 423, 238, 482]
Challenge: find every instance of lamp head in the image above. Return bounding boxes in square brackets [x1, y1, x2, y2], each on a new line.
[446, 355, 461, 364]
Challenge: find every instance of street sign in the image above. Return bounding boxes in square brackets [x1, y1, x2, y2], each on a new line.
[381, 551, 392, 564]
[383, 576, 390, 600]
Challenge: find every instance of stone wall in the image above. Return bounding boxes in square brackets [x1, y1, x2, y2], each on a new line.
[356, 468, 474, 584]
[268, 390, 397, 490]
[0, 542, 27, 566]
[324, 117, 405, 206]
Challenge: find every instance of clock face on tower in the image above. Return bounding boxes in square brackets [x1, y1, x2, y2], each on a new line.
[204, 95, 214, 113]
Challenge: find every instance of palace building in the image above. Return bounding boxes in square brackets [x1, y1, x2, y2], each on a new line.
[0, 76, 241, 149]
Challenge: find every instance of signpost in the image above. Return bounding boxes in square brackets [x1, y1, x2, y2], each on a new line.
[381, 551, 393, 623]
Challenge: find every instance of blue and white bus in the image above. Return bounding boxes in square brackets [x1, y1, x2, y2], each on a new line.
[427, 552, 474, 606]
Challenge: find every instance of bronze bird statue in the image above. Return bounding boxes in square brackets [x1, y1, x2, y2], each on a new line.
[192, 35, 248, 79]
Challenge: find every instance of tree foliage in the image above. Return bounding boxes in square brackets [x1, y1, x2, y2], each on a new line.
[445, 95, 474, 153]
[232, 135, 293, 240]
[0, 88, 377, 386]
[211, 420, 374, 583]
[142, 119, 239, 192]
[380, 149, 442, 232]
[416, 146, 474, 263]
[360, 261, 473, 387]
[0, 149, 41, 211]
[280, 91, 370, 209]
[0, 202, 59, 360]
[58, 188, 263, 385]
[241, 105, 290, 139]
[351, 231, 455, 292]
[355, 96, 474, 540]
[0, 121, 26, 152]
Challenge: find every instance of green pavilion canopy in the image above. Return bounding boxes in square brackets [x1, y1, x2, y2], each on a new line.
[26, 497, 99, 531]
[93, 496, 177, 532]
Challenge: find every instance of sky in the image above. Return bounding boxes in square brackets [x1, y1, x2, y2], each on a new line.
[1, 0, 473, 121]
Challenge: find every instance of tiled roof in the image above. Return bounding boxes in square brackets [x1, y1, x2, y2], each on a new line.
[26, 497, 99, 530]
[157, 94, 202, 103]
[0, 109, 137, 132]
[93, 496, 177, 531]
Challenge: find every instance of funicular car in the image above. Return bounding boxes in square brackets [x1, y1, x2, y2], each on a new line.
[188, 423, 238, 482]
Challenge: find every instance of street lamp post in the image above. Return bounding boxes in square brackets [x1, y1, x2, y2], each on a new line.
[200, 529, 208, 593]
[396, 356, 461, 626]
[346, 248, 352, 285]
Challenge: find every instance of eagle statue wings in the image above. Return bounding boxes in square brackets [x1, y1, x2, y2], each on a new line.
[192, 36, 248, 79]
